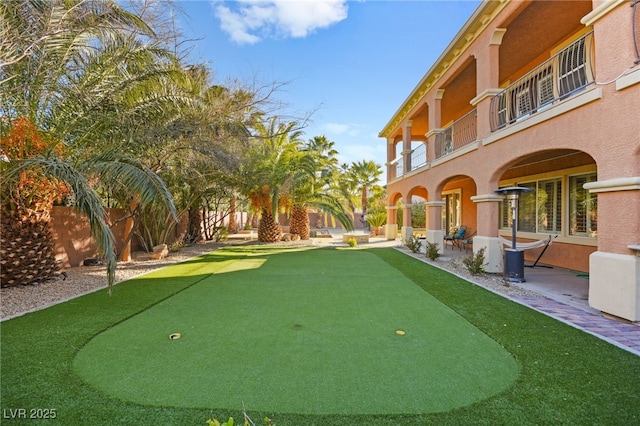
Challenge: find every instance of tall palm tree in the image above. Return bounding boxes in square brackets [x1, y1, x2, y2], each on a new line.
[287, 136, 352, 238]
[241, 118, 304, 242]
[349, 160, 383, 227]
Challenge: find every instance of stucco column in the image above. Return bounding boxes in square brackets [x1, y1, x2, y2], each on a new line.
[385, 205, 398, 240]
[402, 121, 412, 173]
[386, 137, 397, 180]
[425, 201, 445, 253]
[470, 193, 504, 273]
[472, 28, 505, 140]
[400, 203, 413, 243]
[585, 178, 640, 322]
[425, 90, 444, 161]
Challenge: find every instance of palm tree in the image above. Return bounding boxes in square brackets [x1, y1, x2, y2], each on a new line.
[0, 0, 179, 288]
[349, 160, 383, 228]
[241, 118, 304, 242]
[286, 136, 352, 238]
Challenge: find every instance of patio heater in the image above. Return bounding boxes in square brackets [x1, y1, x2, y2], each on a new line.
[494, 186, 534, 282]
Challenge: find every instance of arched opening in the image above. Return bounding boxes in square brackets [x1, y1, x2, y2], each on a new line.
[495, 149, 597, 273]
[439, 175, 478, 245]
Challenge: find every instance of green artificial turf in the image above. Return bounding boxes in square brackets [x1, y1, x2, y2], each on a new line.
[72, 247, 518, 415]
[1, 246, 639, 425]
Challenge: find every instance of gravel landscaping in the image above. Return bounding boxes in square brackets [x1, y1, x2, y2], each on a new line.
[1, 238, 540, 321]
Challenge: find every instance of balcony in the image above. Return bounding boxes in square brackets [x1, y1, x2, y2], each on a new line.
[390, 157, 403, 179]
[410, 143, 427, 170]
[490, 32, 594, 132]
[389, 143, 427, 180]
[434, 108, 477, 159]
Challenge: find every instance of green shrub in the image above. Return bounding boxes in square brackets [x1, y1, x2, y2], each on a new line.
[214, 226, 228, 242]
[347, 237, 357, 247]
[405, 235, 422, 253]
[425, 241, 441, 261]
[462, 247, 487, 275]
[366, 211, 387, 229]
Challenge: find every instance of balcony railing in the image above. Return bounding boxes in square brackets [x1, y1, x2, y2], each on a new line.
[410, 143, 427, 170]
[390, 156, 403, 179]
[434, 108, 477, 159]
[490, 32, 594, 132]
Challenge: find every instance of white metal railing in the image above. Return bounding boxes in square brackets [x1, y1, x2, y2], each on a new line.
[490, 32, 594, 131]
[434, 108, 477, 159]
[410, 143, 427, 170]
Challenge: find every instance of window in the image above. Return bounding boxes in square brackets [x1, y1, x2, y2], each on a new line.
[499, 179, 561, 233]
[538, 179, 562, 232]
[510, 65, 554, 122]
[442, 190, 461, 233]
[569, 173, 597, 237]
[513, 84, 532, 119]
[537, 67, 554, 109]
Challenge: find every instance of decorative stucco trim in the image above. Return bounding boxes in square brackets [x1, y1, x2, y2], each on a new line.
[425, 128, 443, 139]
[470, 88, 503, 106]
[483, 87, 602, 146]
[425, 201, 446, 207]
[490, 28, 507, 45]
[584, 177, 640, 193]
[616, 67, 640, 91]
[385, 205, 398, 210]
[580, 0, 626, 26]
[471, 194, 504, 203]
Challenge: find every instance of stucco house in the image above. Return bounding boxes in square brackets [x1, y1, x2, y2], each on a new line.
[380, 0, 640, 321]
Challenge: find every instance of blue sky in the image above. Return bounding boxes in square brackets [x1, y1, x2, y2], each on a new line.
[176, 1, 481, 175]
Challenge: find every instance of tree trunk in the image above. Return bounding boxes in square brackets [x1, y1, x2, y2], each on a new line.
[186, 207, 202, 243]
[0, 207, 60, 287]
[228, 194, 237, 233]
[120, 199, 138, 262]
[258, 207, 281, 242]
[290, 204, 310, 240]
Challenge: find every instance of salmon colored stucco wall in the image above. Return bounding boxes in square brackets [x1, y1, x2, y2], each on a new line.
[51, 206, 138, 268]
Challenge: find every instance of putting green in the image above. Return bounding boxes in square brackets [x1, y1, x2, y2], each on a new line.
[73, 247, 519, 415]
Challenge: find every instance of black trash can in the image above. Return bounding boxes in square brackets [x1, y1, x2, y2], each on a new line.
[504, 248, 526, 282]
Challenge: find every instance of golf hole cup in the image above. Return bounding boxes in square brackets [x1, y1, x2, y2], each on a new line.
[169, 333, 181, 340]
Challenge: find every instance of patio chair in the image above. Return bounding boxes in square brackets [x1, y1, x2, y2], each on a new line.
[444, 226, 466, 250]
[461, 231, 476, 253]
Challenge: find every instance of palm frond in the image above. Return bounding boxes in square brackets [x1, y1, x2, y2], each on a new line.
[82, 153, 178, 222]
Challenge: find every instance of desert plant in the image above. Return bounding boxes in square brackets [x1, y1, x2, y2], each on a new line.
[405, 235, 422, 254]
[366, 210, 387, 229]
[347, 237, 357, 247]
[425, 241, 441, 261]
[462, 247, 488, 275]
[214, 227, 229, 242]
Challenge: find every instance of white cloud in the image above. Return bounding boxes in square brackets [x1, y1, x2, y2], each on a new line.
[322, 122, 363, 137]
[212, 0, 348, 44]
[323, 122, 351, 135]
